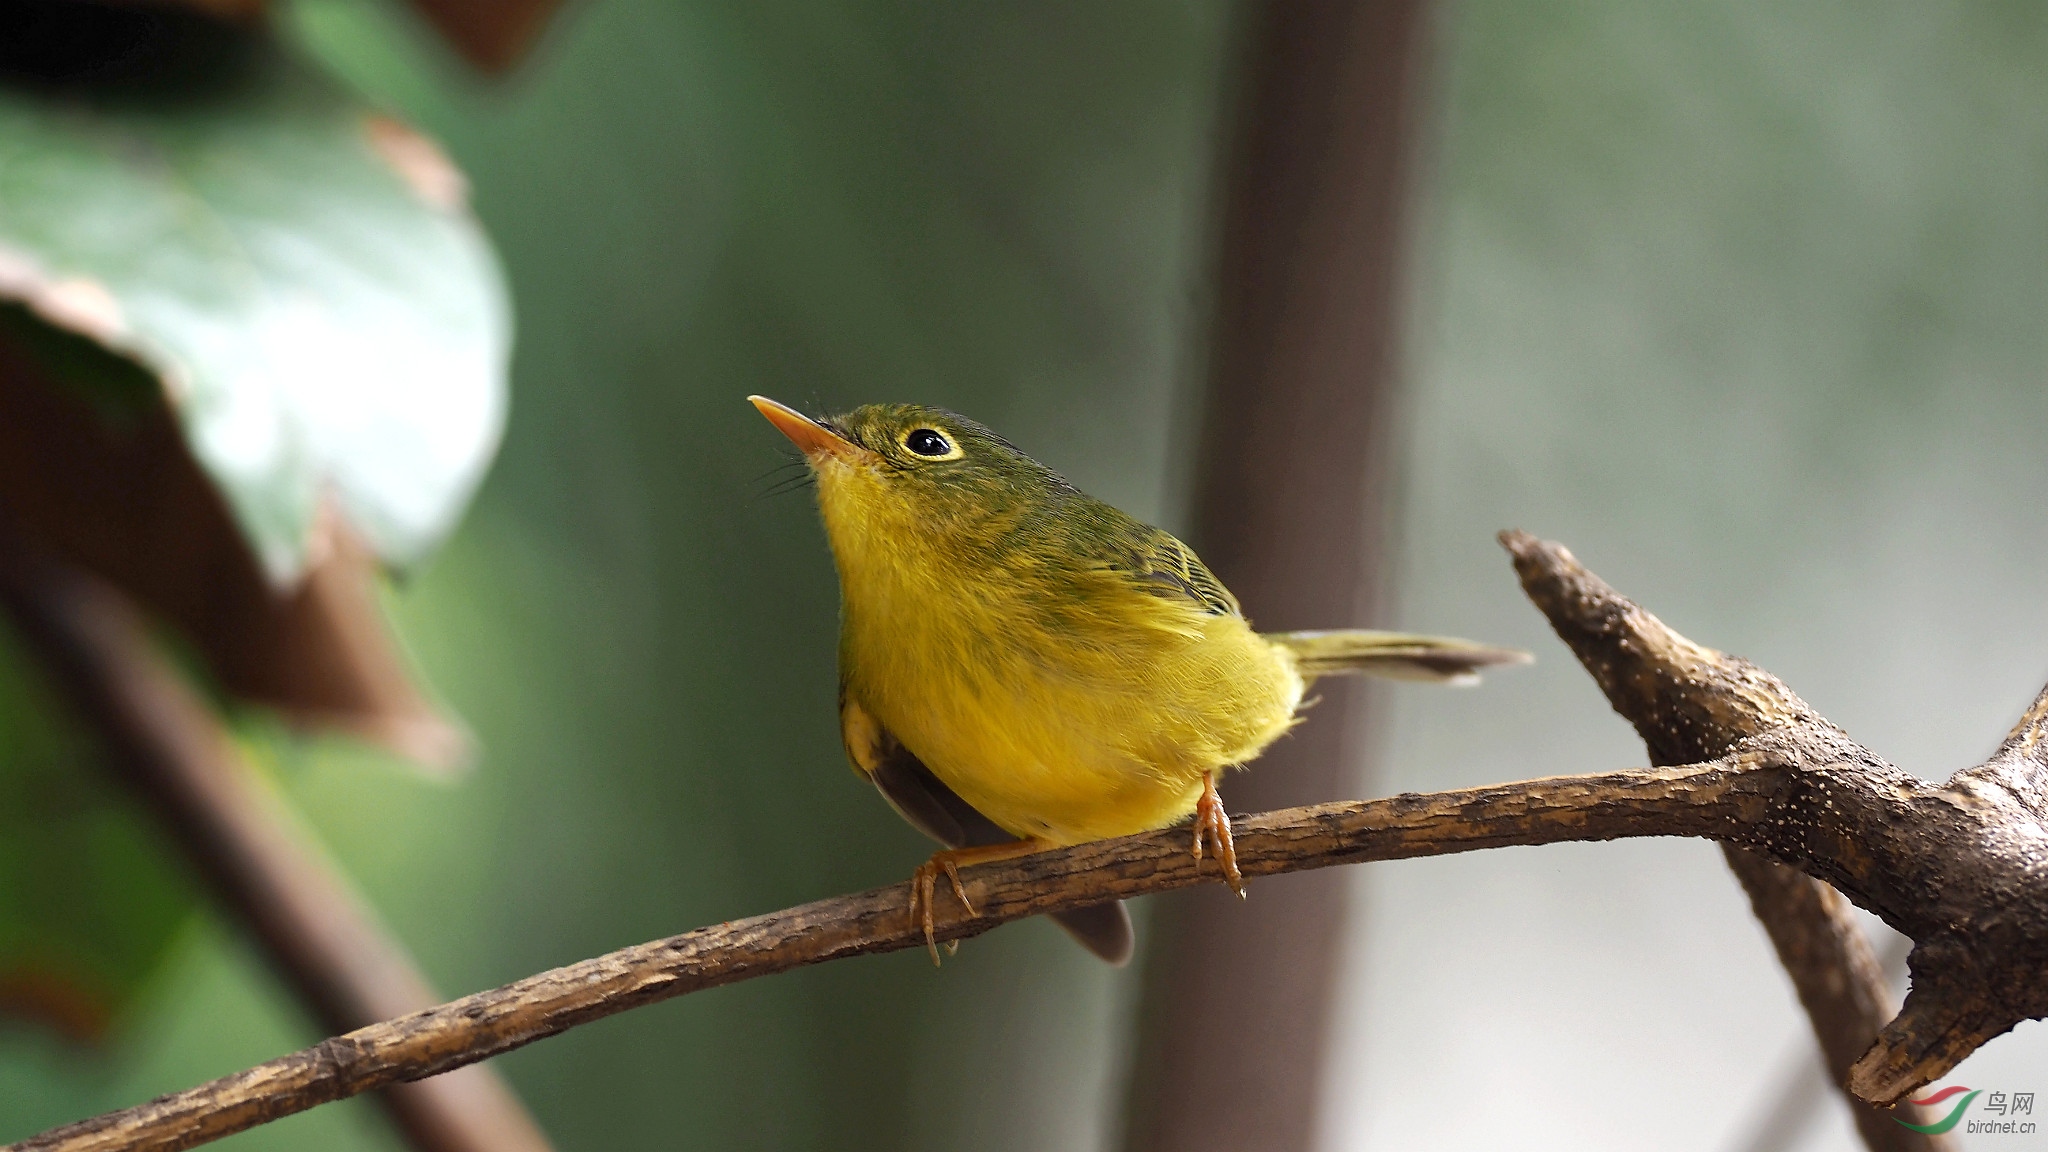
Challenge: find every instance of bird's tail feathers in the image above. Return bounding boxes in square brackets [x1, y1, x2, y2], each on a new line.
[1051, 901, 1134, 966]
[1269, 629, 1531, 684]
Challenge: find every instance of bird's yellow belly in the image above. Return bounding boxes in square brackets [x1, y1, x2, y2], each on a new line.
[845, 595, 1303, 845]
[883, 680, 1203, 844]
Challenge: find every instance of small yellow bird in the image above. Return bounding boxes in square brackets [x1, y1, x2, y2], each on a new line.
[752, 396, 1526, 964]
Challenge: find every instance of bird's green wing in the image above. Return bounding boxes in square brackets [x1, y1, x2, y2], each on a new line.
[1099, 523, 1240, 618]
[1015, 489, 1240, 620]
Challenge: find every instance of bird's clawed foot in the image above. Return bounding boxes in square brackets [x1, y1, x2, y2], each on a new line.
[906, 840, 1049, 965]
[1190, 771, 1244, 896]
[909, 852, 972, 965]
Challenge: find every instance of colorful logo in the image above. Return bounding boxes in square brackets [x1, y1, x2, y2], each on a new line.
[1896, 1086, 1981, 1134]
[1896, 1086, 2037, 1135]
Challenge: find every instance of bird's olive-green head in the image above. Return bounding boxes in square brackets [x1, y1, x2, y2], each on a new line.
[749, 396, 1085, 567]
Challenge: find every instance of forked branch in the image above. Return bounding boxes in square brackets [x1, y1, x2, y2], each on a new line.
[10, 533, 2044, 1152]
[1500, 530, 2048, 1109]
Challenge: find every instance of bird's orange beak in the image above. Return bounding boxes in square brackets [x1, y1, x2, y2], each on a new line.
[749, 395, 865, 461]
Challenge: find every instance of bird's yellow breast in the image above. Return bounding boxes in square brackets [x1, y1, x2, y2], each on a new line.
[816, 458, 1303, 844]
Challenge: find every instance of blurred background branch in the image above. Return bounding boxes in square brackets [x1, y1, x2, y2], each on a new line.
[1721, 854, 1939, 1152]
[0, 535, 549, 1152]
[1730, 937, 1916, 1152]
[1125, 2, 1431, 1146]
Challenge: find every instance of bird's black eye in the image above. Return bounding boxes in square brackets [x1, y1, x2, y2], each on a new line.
[904, 428, 953, 457]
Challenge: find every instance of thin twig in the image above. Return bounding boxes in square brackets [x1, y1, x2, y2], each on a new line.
[0, 537, 553, 1152]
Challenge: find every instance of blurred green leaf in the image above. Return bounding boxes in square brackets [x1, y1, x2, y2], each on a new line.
[0, 621, 192, 1041]
[0, 30, 510, 582]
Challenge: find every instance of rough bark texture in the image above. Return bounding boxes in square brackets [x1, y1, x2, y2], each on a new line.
[1125, 2, 1429, 1149]
[14, 532, 2046, 1152]
[0, 541, 552, 1152]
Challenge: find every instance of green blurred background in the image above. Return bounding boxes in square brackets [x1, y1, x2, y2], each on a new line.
[1, 2, 2043, 1151]
[4, 1, 1232, 1148]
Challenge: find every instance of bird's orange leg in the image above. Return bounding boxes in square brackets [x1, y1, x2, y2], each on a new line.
[908, 839, 1053, 965]
[1190, 771, 1245, 897]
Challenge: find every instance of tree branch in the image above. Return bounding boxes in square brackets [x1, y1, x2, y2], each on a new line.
[1500, 531, 2048, 1109]
[0, 536, 552, 1152]
[11, 533, 2045, 1152]
[2, 764, 1772, 1152]
[1129, 0, 1431, 1145]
